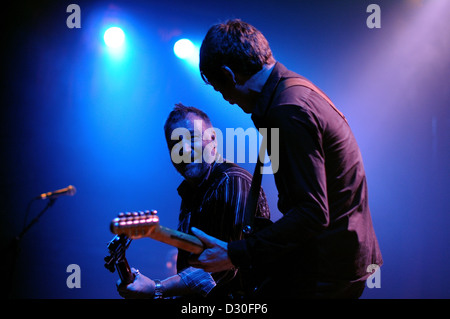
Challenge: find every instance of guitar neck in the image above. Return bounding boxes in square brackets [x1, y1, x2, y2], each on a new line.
[151, 226, 204, 254]
[110, 211, 204, 254]
[116, 258, 134, 285]
[104, 234, 135, 284]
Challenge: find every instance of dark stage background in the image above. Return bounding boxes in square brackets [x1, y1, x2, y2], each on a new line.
[1, 0, 449, 299]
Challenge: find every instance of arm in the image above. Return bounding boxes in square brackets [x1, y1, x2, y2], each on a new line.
[117, 267, 212, 299]
[118, 169, 263, 297]
[231, 104, 329, 267]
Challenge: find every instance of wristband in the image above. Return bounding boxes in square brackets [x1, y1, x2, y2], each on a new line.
[154, 279, 164, 299]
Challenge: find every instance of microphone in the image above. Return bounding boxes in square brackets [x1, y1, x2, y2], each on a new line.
[38, 185, 77, 200]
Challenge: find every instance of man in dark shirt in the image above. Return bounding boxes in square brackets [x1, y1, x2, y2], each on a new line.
[116, 103, 270, 298]
[189, 19, 383, 298]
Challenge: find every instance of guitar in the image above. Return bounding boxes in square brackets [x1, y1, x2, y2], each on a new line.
[104, 234, 135, 285]
[109, 210, 204, 254]
[107, 210, 272, 296]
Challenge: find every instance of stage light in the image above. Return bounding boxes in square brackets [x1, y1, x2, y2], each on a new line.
[104, 26, 125, 48]
[173, 39, 196, 60]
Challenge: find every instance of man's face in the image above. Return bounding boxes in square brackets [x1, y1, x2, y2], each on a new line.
[166, 113, 217, 185]
[209, 78, 257, 114]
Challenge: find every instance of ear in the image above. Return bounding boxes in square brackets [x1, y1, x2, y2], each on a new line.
[221, 66, 236, 86]
[211, 131, 217, 150]
[222, 66, 251, 86]
[202, 127, 218, 163]
[204, 127, 217, 144]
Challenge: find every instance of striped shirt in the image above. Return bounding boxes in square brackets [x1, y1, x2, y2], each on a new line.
[176, 159, 270, 297]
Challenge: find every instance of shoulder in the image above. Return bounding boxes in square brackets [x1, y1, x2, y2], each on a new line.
[211, 162, 253, 185]
[270, 64, 314, 107]
[266, 101, 318, 133]
[203, 163, 253, 206]
[204, 163, 253, 201]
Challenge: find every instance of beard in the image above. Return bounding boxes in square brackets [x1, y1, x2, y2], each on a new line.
[178, 161, 212, 185]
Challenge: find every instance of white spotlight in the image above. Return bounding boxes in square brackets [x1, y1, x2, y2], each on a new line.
[104, 27, 125, 48]
[173, 39, 196, 60]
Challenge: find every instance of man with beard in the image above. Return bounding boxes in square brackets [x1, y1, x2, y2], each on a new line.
[116, 103, 270, 299]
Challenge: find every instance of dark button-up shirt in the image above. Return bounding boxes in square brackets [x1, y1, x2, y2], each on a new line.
[176, 160, 270, 297]
[228, 63, 383, 293]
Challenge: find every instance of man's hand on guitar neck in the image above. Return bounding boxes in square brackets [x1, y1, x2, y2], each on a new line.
[115, 227, 236, 299]
[188, 227, 235, 273]
[116, 268, 156, 299]
[117, 267, 192, 299]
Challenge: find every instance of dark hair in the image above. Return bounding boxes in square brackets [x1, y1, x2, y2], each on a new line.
[164, 103, 212, 139]
[200, 19, 275, 85]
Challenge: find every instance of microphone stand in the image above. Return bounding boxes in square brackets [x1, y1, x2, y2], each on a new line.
[18, 198, 57, 241]
[6, 198, 57, 299]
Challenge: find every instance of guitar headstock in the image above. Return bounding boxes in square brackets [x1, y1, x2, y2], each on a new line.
[110, 210, 160, 239]
[104, 234, 134, 284]
[104, 234, 131, 273]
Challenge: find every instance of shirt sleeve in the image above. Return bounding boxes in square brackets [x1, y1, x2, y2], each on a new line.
[177, 267, 216, 297]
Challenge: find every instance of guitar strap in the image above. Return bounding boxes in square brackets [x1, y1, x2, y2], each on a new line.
[277, 77, 348, 124]
[242, 77, 348, 235]
[242, 142, 265, 235]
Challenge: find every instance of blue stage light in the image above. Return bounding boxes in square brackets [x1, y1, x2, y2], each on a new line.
[173, 39, 196, 60]
[104, 27, 125, 48]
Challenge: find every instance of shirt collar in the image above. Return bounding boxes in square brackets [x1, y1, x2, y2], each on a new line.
[251, 62, 287, 129]
[239, 62, 276, 93]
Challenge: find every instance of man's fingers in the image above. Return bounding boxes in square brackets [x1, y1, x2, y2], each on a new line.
[191, 227, 217, 248]
[187, 255, 203, 269]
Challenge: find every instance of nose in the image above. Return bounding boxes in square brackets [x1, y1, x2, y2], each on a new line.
[180, 140, 192, 156]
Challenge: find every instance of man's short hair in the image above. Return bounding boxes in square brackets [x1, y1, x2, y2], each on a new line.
[164, 103, 212, 140]
[200, 19, 275, 85]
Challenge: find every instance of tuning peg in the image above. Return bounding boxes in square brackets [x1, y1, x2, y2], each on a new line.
[104, 256, 116, 272]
